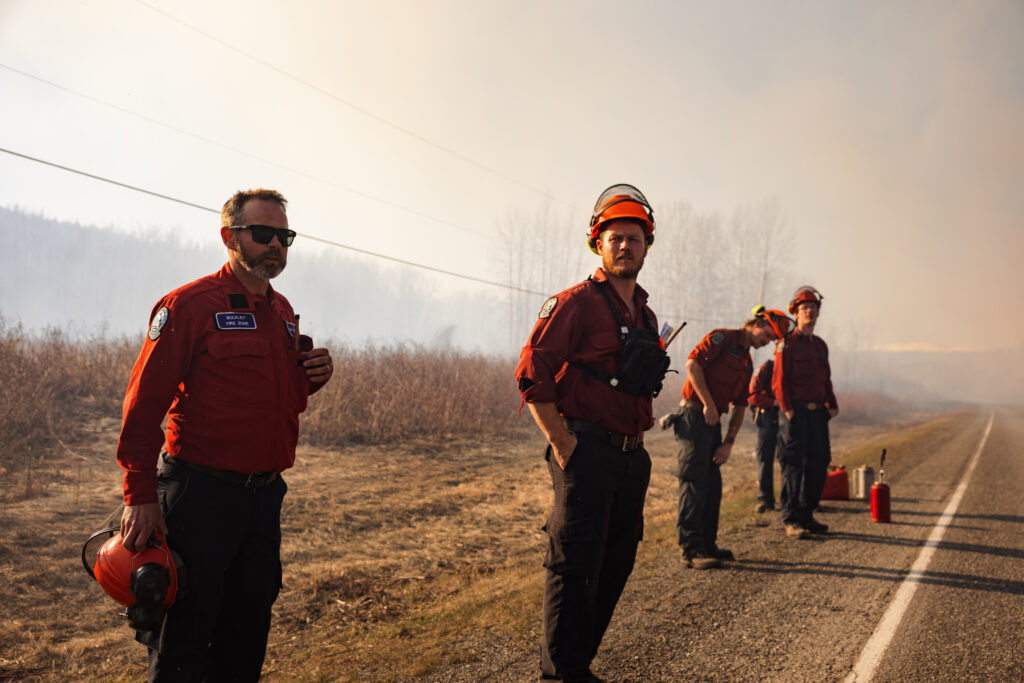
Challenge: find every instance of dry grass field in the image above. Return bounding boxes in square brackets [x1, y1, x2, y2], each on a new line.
[0, 324, 926, 681]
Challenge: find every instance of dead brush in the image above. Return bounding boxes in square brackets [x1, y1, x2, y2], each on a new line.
[300, 342, 528, 446]
[0, 320, 138, 499]
[0, 320, 530, 497]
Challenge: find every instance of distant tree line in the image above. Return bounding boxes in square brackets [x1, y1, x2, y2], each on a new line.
[499, 196, 797, 353]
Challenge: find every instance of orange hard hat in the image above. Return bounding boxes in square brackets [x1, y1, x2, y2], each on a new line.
[752, 305, 795, 338]
[587, 183, 655, 254]
[788, 286, 823, 314]
[84, 529, 184, 631]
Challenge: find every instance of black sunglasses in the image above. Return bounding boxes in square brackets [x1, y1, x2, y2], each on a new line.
[225, 224, 297, 247]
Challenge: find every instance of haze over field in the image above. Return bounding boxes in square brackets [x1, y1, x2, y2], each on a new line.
[1, 1, 1022, 403]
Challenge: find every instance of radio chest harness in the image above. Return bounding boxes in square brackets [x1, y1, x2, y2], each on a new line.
[570, 278, 671, 397]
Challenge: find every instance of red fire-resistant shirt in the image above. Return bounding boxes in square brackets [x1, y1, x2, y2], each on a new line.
[772, 332, 838, 413]
[748, 359, 777, 409]
[116, 264, 324, 505]
[681, 328, 753, 414]
[515, 268, 657, 436]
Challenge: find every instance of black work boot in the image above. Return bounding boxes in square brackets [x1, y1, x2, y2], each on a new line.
[707, 545, 735, 561]
[683, 547, 721, 569]
[803, 515, 829, 534]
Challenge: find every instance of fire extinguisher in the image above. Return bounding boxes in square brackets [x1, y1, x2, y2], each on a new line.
[871, 448, 891, 523]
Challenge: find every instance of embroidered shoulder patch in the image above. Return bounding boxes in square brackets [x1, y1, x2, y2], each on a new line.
[148, 306, 169, 341]
[538, 296, 558, 319]
[215, 312, 257, 330]
[711, 331, 725, 344]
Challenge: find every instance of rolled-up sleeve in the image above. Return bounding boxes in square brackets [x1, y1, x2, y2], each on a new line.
[515, 295, 579, 404]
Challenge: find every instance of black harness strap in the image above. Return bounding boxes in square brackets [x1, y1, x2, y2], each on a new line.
[568, 277, 666, 395]
[590, 276, 657, 337]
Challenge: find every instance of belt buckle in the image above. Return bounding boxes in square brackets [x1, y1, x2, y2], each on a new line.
[244, 473, 257, 488]
[807, 402, 818, 411]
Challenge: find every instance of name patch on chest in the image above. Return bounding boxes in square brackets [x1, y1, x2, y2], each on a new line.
[215, 312, 257, 330]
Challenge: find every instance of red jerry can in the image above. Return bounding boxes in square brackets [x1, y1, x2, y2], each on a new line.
[871, 449, 891, 523]
[820, 466, 849, 500]
[871, 481, 891, 523]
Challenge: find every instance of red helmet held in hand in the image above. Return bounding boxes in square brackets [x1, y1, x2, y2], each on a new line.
[83, 528, 185, 631]
[587, 183, 656, 254]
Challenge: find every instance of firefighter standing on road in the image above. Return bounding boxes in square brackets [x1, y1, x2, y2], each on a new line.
[747, 312, 789, 516]
[667, 308, 786, 569]
[515, 184, 668, 683]
[116, 189, 334, 681]
[773, 286, 838, 539]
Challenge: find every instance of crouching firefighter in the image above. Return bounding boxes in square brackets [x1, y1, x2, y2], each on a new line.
[666, 306, 789, 569]
[515, 183, 669, 682]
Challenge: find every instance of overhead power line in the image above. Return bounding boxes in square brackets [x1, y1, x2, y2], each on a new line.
[0, 63, 490, 239]
[133, 0, 566, 207]
[0, 147, 217, 213]
[0, 146, 548, 297]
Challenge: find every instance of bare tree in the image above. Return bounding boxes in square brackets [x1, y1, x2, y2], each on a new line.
[496, 195, 798, 356]
[497, 201, 585, 350]
[729, 197, 794, 309]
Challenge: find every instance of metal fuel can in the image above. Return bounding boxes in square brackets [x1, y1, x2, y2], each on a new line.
[852, 466, 875, 499]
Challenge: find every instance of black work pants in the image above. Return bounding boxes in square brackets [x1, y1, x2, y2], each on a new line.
[138, 457, 286, 682]
[754, 408, 780, 506]
[778, 407, 831, 525]
[540, 432, 651, 681]
[673, 407, 722, 554]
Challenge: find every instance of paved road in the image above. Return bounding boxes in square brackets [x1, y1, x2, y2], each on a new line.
[430, 408, 1023, 682]
[597, 408, 1023, 683]
[605, 408, 1022, 682]
[851, 409, 1024, 682]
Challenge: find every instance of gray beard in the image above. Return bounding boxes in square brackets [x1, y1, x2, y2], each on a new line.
[233, 239, 286, 280]
[244, 259, 285, 280]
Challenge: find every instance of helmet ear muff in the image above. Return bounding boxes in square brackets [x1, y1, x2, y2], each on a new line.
[126, 603, 167, 632]
[126, 561, 173, 630]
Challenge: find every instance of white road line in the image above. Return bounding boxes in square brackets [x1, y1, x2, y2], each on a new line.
[844, 411, 995, 683]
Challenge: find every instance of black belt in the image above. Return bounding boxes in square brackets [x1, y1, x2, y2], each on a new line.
[567, 419, 643, 452]
[161, 454, 279, 489]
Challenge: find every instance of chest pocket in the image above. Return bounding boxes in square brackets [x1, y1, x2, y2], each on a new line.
[791, 344, 822, 381]
[717, 345, 748, 372]
[207, 335, 270, 360]
[589, 330, 622, 354]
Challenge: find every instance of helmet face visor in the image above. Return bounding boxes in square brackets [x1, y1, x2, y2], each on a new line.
[591, 183, 654, 227]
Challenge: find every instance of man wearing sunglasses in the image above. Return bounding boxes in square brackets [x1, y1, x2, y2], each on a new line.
[115, 188, 333, 681]
[666, 308, 787, 569]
